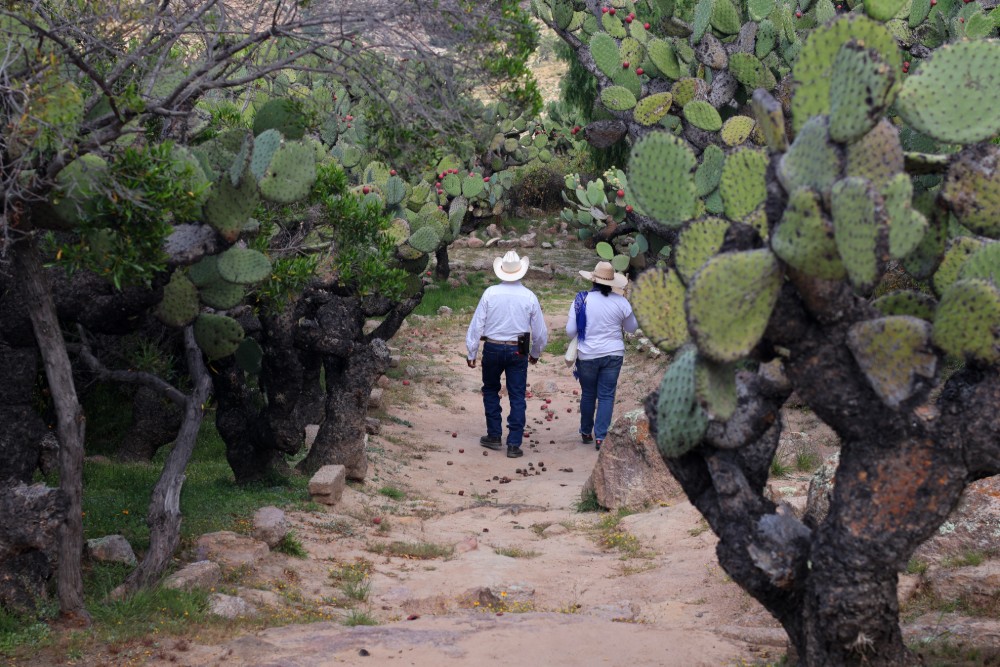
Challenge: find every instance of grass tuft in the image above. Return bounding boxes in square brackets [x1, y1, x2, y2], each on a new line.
[367, 541, 454, 560]
[377, 485, 405, 501]
[274, 531, 308, 558]
[575, 488, 605, 513]
[343, 609, 379, 626]
[493, 546, 540, 559]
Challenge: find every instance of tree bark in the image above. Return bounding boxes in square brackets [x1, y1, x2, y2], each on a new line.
[211, 355, 281, 484]
[111, 327, 211, 598]
[435, 245, 451, 280]
[297, 339, 391, 479]
[13, 235, 89, 625]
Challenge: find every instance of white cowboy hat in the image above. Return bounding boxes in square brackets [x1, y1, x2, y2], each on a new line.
[580, 261, 628, 289]
[493, 250, 530, 282]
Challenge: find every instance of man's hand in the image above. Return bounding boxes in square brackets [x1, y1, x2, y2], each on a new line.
[467, 359, 477, 369]
[529, 356, 538, 365]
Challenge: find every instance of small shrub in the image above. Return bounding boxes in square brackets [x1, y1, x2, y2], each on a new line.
[367, 541, 453, 559]
[343, 609, 378, 626]
[377, 486, 405, 501]
[575, 489, 605, 513]
[493, 546, 540, 559]
[770, 456, 792, 479]
[274, 531, 308, 558]
[794, 446, 822, 472]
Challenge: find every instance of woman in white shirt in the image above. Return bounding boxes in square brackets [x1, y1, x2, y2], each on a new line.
[566, 261, 639, 451]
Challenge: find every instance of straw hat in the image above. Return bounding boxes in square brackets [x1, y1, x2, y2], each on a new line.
[493, 250, 530, 281]
[579, 261, 628, 289]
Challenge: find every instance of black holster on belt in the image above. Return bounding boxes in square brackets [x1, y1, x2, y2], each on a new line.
[517, 332, 530, 356]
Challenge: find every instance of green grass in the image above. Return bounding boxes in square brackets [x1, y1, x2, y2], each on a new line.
[943, 550, 986, 568]
[274, 531, 309, 558]
[367, 541, 454, 559]
[377, 485, 405, 501]
[575, 488, 605, 513]
[906, 558, 929, 575]
[410, 272, 491, 316]
[769, 456, 792, 479]
[494, 546, 540, 558]
[544, 330, 572, 356]
[794, 446, 821, 472]
[343, 609, 378, 626]
[73, 418, 311, 552]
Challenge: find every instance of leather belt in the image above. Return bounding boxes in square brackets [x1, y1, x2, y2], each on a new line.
[485, 338, 519, 345]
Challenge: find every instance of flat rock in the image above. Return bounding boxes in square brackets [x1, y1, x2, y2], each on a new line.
[309, 464, 347, 506]
[926, 561, 1000, 602]
[196, 531, 269, 569]
[208, 593, 257, 619]
[163, 560, 222, 591]
[541, 523, 569, 537]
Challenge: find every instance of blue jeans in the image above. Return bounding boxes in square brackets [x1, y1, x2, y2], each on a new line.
[481, 342, 529, 447]
[576, 355, 624, 441]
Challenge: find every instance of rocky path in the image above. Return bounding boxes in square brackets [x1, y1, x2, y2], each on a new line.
[144, 296, 796, 667]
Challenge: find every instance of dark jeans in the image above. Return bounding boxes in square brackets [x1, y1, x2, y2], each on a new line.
[481, 342, 529, 447]
[576, 355, 624, 441]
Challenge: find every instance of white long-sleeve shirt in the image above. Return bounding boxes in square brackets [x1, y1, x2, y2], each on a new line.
[466, 281, 548, 360]
[566, 291, 638, 359]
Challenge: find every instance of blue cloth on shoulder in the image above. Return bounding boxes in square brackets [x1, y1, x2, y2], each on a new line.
[573, 291, 588, 341]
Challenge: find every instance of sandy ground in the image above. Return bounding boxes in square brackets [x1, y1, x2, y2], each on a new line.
[131, 296, 840, 667]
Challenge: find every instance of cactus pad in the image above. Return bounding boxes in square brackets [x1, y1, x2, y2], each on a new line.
[750, 89, 788, 152]
[252, 99, 307, 139]
[686, 249, 783, 362]
[901, 210, 947, 280]
[932, 279, 1000, 364]
[895, 40, 1000, 145]
[881, 174, 927, 259]
[629, 132, 699, 227]
[193, 313, 245, 360]
[771, 187, 846, 280]
[871, 290, 937, 320]
[791, 15, 901, 131]
[959, 243, 1000, 284]
[408, 225, 441, 254]
[729, 53, 776, 90]
[250, 129, 282, 181]
[442, 173, 461, 197]
[865, 0, 907, 21]
[755, 19, 778, 59]
[601, 86, 638, 111]
[694, 356, 738, 421]
[720, 148, 769, 220]
[259, 141, 317, 204]
[188, 256, 221, 287]
[845, 119, 904, 191]
[933, 237, 987, 296]
[846, 316, 936, 409]
[693, 0, 714, 43]
[204, 170, 260, 242]
[941, 143, 1000, 238]
[695, 145, 726, 197]
[217, 247, 272, 284]
[676, 218, 730, 284]
[671, 78, 709, 108]
[590, 32, 622, 78]
[155, 272, 199, 327]
[777, 116, 843, 200]
[634, 93, 674, 126]
[828, 41, 896, 143]
[384, 176, 406, 207]
[711, 0, 743, 34]
[749, 0, 776, 21]
[630, 268, 690, 352]
[683, 101, 723, 131]
[655, 345, 709, 458]
[648, 39, 682, 80]
[721, 116, 755, 147]
[51, 155, 106, 226]
[831, 176, 886, 292]
[199, 279, 245, 310]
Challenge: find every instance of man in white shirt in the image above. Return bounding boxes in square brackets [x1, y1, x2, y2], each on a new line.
[466, 250, 548, 458]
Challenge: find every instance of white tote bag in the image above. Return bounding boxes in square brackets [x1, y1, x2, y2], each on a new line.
[564, 336, 579, 368]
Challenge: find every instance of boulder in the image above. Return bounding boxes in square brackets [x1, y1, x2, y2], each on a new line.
[0, 481, 66, 612]
[926, 562, 1000, 603]
[163, 560, 222, 591]
[519, 233, 537, 248]
[486, 224, 501, 238]
[208, 593, 257, 619]
[195, 531, 269, 569]
[365, 417, 382, 435]
[467, 237, 485, 249]
[914, 476, 1000, 565]
[309, 464, 347, 505]
[86, 535, 137, 566]
[582, 409, 683, 511]
[252, 507, 288, 548]
[368, 387, 384, 409]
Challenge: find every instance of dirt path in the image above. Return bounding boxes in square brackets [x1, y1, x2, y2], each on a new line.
[140, 294, 813, 667]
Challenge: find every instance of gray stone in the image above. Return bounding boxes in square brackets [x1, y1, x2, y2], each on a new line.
[389, 355, 401, 368]
[582, 409, 683, 511]
[467, 237, 485, 249]
[86, 535, 137, 566]
[237, 586, 287, 609]
[163, 560, 222, 591]
[914, 476, 1000, 565]
[376, 375, 391, 389]
[803, 452, 839, 528]
[0, 481, 66, 612]
[252, 507, 288, 548]
[309, 464, 347, 505]
[519, 233, 537, 248]
[368, 387, 384, 409]
[304, 424, 319, 448]
[486, 224, 501, 238]
[196, 531, 269, 569]
[208, 593, 258, 619]
[437, 306, 453, 317]
[541, 242, 553, 250]
[365, 417, 382, 435]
